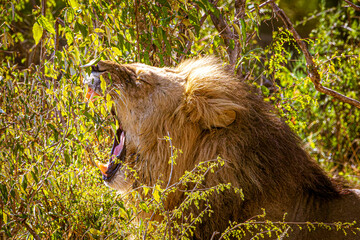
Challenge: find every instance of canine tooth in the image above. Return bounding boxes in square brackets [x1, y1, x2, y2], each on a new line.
[85, 87, 100, 101]
[95, 160, 108, 176]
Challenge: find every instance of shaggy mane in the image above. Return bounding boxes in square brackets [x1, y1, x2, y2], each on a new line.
[87, 57, 354, 239]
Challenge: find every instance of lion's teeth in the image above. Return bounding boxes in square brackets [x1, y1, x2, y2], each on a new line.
[95, 160, 109, 176]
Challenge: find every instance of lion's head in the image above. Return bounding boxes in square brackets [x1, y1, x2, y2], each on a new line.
[83, 57, 360, 239]
[83, 58, 247, 191]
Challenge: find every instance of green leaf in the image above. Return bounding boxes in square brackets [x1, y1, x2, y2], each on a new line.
[143, 186, 150, 196]
[21, 175, 27, 191]
[64, 152, 70, 166]
[65, 30, 74, 45]
[229, 39, 235, 50]
[0, 184, 8, 203]
[261, 85, 270, 97]
[106, 93, 113, 112]
[30, 171, 38, 183]
[139, 202, 149, 213]
[89, 228, 103, 236]
[80, 58, 100, 68]
[240, 19, 246, 43]
[32, 22, 43, 45]
[153, 185, 162, 203]
[65, 8, 75, 22]
[100, 75, 106, 95]
[38, 15, 55, 35]
[68, 0, 80, 9]
[75, 21, 88, 38]
[3, 212, 7, 224]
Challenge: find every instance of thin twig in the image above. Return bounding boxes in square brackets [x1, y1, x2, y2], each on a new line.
[179, 9, 210, 62]
[344, 0, 360, 11]
[18, 220, 41, 240]
[54, 18, 65, 53]
[218, 219, 358, 240]
[295, 8, 336, 27]
[249, 0, 272, 13]
[134, 0, 141, 62]
[208, 0, 241, 68]
[271, 1, 360, 109]
[166, 132, 174, 188]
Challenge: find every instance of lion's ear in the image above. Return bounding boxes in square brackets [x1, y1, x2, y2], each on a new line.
[211, 109, 236, 128]
[184, 94, 238, 129]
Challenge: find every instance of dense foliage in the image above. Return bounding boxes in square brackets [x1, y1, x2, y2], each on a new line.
[0, 0, 359, 239]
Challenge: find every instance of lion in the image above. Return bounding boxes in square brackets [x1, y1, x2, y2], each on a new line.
[83, 57, 360, 239]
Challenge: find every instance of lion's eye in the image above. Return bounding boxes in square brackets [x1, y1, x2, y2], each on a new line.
[136, 77, 152, 86]
[91, 65, 99, 72]
[91, 65, 106, 72]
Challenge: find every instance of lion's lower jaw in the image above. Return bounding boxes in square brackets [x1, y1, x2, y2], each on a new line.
[105, 170, 133, 194]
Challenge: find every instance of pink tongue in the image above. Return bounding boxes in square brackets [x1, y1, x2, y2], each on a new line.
[113, 131, 125, 158]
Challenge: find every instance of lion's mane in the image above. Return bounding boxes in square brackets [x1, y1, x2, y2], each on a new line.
[86, 57, 360, 239]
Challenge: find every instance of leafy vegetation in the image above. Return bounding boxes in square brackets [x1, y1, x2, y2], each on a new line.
[0, 0, 359, 239]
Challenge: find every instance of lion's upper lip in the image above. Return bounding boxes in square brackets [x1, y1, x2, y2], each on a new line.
[83, 70, 103, 99]
[95, 127, 125, 181]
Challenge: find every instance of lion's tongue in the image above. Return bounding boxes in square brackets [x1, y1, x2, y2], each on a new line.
[95, 131, 125, 176]
[112, 131, 125, 159]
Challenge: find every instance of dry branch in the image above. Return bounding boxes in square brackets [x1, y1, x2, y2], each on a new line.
[179, 10, 210, 62]
[249, 0, 272, 13]
[208, 0, 245, 68]
[270, 1, 360, 109]
[344, 0, 360, 11]
[17, 220, 41, 240]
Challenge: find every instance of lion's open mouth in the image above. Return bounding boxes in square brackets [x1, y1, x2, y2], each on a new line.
[86, 85, 125, 182]
[95, 127, 126, 181]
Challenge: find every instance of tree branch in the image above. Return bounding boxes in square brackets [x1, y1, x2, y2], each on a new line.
[179, 10, 210, 62]
[208, 0, 244, 68]
[249, 0, 272, 13]
[134, 0, 141, 62]
[17, 219, 41, 240]
[235, 0, 246, 20]
[271, 1, 360, 109]
[344, 0, 360, 11]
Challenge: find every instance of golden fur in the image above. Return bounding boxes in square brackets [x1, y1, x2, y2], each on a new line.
[85, 57, 360, 239]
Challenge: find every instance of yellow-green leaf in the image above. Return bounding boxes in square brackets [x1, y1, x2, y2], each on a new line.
[80, 58, 100, 68]
[89, 228, 102, 235]
[38, 15, 55, 35]
[33, 22, 43, 45]
[153, 185, 162, 203]
[143, 186, 150, 196]
[100, 75, 106, 95]
[119, 208, 128, 219]
[187, 29, 195, 41]
[106, 93, 113, 111]
[3, 212, 7, 224]
[68, 0, 80, 10]
[139, 202, 149, 213]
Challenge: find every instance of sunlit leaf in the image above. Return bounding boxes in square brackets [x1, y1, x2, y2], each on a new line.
[68, 0, 80, 9]
[139, 202, 149, 213]
[80, 58, 101, 68]
[32, 22, 43, 45]
[153, 185, 162, 203]
[100, 75, 106, 95]
[38, 15, 55, 35]
[3, 212, 7, 224]
[240, 19, 246, 43]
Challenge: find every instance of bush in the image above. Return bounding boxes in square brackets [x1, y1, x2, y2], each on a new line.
[1, 0, 359, 239]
